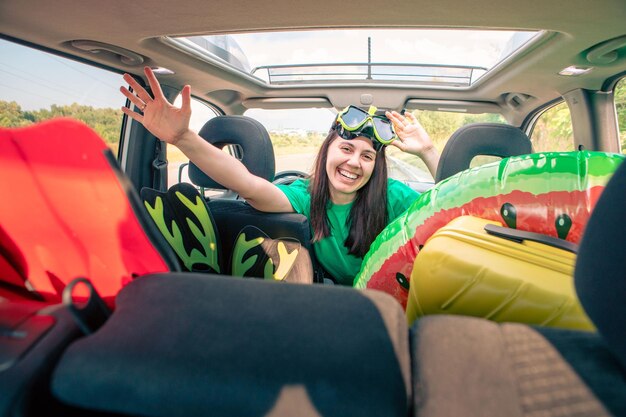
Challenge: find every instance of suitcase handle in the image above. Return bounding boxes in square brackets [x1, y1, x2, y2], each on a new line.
[484, 224, 578, 254]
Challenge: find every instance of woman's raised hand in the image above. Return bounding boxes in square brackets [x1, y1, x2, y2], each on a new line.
[385, 110, 435, 157]
[120, 67, 192, 145]
[385, 110, 440, 177]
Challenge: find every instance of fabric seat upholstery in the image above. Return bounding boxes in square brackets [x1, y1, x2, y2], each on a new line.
[411, 316, 624, 417]
[52, 273, 411, 416]
[575, 154, 626, 371]
[435, 123, 532, 182]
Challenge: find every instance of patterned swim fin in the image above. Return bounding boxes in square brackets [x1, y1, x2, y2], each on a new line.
[231, 225, 310, 283]
[141, 183, 221, 274]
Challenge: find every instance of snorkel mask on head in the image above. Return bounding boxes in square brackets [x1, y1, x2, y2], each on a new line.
[333, 105, 398, 151]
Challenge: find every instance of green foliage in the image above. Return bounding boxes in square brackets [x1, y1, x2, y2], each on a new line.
[0, 101, 33, 127]
[531, 102, 574, 152]
[270, 131, 326, 154]
[0, 100, 122, 145]
[6, 82, 625, 155]
[615, 79, 626, 152]
[413, 110, 505, 152]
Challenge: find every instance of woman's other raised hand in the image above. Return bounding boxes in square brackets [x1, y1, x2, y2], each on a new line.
[385, 110, 440, 177]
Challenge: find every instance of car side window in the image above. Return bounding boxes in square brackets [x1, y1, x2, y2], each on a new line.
[615, 77, 626, 153]
[529, 102, 574, 152]
[166, 95, 219, 186]
[0, 39, 124, 154]
[388, 110, 507, 180]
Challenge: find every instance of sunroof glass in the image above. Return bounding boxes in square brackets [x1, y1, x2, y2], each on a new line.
[168, 29, 540, 87]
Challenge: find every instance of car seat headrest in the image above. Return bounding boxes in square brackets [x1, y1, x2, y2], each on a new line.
[189, 116, 275, 189]
[575, 158, 626, 370]
[435, 123, 532, 182]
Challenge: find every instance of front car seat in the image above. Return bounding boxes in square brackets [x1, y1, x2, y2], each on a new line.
[435, 123, 532, 182]
[188, 115, 323, 283]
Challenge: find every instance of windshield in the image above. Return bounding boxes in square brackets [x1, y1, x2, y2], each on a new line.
[244, 107, 505, 185]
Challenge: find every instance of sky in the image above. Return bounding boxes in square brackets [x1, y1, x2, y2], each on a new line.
[230, 29, 524, 71]
[0, 29, 534, 132]
[0, 39, 123, 110]
[0, 38, 333, 131]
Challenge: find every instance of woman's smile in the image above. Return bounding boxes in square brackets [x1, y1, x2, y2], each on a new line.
[338, 168, 359, 180]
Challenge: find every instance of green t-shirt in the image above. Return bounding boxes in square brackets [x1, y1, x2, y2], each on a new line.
[277, 178, 419, 286]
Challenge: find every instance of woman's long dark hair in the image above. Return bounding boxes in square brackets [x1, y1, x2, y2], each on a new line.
[309, 130, 389, 258]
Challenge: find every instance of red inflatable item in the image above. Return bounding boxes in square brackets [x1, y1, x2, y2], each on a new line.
[0, 119, 174, 305]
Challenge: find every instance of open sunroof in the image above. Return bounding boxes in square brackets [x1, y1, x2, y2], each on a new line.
[167, 28, 540, 87]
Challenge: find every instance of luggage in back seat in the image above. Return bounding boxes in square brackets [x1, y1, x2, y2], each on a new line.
[409, 155, 626, 417]
[407, 215, 593, 330]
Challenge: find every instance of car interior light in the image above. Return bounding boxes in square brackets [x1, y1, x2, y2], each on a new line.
[437, 107, 467, 113]
[151, 66, 175, 75]
[559, 66, 593, 76]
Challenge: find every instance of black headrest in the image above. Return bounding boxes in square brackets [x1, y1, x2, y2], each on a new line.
[575, 159, 626, 370]
[189, 116, 275, 189]
[435, 123, 532, 182]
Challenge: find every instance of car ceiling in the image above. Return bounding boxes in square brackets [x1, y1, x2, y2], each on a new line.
[1, 0, 626, 124]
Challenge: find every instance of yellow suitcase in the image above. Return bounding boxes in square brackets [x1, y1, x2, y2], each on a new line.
[406, 216, 593, 330]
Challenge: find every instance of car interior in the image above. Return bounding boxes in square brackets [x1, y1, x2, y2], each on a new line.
[1, 0, 626, 416]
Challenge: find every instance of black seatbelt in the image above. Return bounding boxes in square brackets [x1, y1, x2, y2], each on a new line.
[151, 139, 168, 190]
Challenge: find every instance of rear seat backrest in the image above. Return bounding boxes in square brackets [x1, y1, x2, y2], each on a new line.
[0, 119, 179, 304]
[51, 273, 411, 416]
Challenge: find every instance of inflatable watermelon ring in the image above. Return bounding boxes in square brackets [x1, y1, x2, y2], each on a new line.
[354, 151, 625, 309]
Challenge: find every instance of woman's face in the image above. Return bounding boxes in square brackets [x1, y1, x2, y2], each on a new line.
[325, 136, 377, 205]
